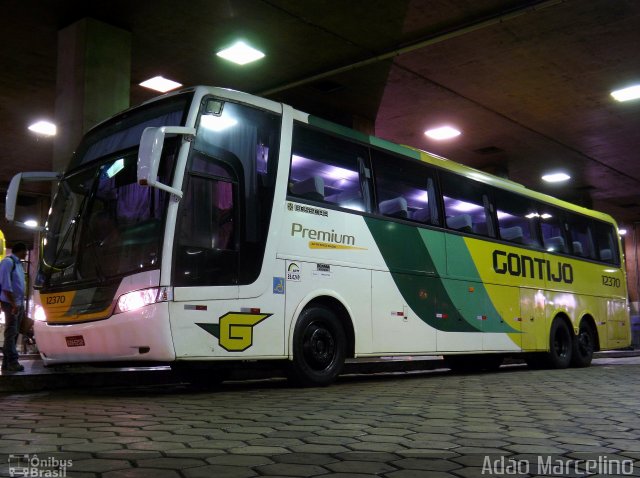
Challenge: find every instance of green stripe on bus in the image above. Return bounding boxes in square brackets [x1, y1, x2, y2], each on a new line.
[365, 217, 517, 333]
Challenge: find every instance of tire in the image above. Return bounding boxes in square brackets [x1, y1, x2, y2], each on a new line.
[571, 321, 596, 368]
[546, 318, 573, 369]
[444, 354, 503, 373]
[289, 306, 346, 387]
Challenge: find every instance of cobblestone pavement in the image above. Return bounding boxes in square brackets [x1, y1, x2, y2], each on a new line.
[1, 357, 640, 478]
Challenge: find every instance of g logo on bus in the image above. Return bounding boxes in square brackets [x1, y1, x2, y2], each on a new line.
[197, 312, 272, 352]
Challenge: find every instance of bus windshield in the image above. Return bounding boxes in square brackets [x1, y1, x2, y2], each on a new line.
[38, 94, 192, 288]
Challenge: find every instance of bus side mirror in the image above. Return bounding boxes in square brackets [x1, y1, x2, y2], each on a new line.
[137, 126, 195, 198]
[5, 172, 61, 230]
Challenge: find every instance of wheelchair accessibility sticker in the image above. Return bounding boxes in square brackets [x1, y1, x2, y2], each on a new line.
[273, 277, 285, 294]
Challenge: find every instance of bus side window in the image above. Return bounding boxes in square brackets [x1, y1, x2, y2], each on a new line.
[592, 220, 620, 265]
[565, 214, 596, 259]
[441, 172, 493, 237]
[370, 149, 440, 225]
[289, 123, 371, 212]
[493, 189, 541, 247]
[539, 208, 568, 254]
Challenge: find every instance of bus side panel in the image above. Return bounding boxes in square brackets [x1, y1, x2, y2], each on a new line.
[371, 271, 436, 354]
[284, 260, 372, 356]
[170, 282, 285, 359]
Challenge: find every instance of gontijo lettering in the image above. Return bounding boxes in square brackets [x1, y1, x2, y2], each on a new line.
[291, 222, 355, 246]
[492, 249, 573, 284]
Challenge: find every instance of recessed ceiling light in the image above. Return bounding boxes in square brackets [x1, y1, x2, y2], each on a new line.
[619, 228, 628, 236]
[424, 126, 461, 140]
[24, 219, 38, 228]
[28, 121, 56, 136]
[541, 172, 571, 183]
[139, 76, 182, 93]
[216, 41, 265, 65]
[611, 84, 640, 102]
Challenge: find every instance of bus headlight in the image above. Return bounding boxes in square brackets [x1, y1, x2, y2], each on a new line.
[114, 287, 172, 314]
[34, 304, 47, 322]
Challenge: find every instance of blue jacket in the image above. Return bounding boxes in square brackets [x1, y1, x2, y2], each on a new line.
[0, 254, 25, 304]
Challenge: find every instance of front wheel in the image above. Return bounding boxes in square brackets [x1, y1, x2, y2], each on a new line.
[289, 306, 346, 387]
[571, 321, 596, 368]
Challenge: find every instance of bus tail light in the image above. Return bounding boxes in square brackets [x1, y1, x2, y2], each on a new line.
[114, 287, 173, 314]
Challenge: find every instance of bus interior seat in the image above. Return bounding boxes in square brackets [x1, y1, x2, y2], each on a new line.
[546, 236, 566, 253]
[412, 207, 430, 223]
[447, 214, 473, 233]
[473, 222, 489, 235]
[291, 176, 325, 202]
[572, 241, 584, 256]
[379, 197, 408, 219]
[500, 226, 524, 243]
[600, 248, 612, 261]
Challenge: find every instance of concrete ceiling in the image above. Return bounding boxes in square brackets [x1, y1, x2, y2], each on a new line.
[2, 0, 640, 246]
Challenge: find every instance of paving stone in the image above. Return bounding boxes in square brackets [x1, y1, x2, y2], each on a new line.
[67, 458, 131, 473]
[325, 459, 397, 474]
[391, 457, 462, 471]
[205, 454, 274, 466]
[386, 470, 458, 478]
[133, 457, 206, 469]
[227, 445, 291, 455]
[254, 462, 329, 476]
[182, 464, 257, 478]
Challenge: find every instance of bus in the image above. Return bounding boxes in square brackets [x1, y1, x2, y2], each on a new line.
[5, 86, 630, 386]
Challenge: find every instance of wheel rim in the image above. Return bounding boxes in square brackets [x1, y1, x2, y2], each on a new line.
[302, 322, 336, 370]
[577, 328, 594, 357]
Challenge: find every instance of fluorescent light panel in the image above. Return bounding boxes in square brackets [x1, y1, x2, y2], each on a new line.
[611, 84, 640, 102]
[425, 126, 461, 140]
[216, 41, 265, 65]
[28, 121, 56, 136]
[139, 76, 182, 93]
[541, 172, 571, 183]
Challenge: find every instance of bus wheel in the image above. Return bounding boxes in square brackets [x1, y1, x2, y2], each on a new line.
[547, 318, 573, 369]
[289, 306, 346, 387]
[571, 321, 595, 368]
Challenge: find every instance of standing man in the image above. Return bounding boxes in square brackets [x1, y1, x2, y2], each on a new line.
[1, 242, 27, 372]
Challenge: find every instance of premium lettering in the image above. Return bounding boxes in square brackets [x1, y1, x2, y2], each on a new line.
[492, 249, 573, 284]
[291, 223, 355, 246]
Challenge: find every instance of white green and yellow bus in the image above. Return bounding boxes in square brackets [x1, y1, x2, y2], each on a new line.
[5, 86, 630, 385]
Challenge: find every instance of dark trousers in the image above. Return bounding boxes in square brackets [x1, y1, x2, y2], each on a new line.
[1, 301, 23, 365]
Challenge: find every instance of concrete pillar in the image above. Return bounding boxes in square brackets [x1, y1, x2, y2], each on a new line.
[54, 18, 131, 173]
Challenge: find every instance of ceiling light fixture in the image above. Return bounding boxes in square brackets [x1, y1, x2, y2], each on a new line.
[541, 172, 571, 183]
[611, 84, 640, 102]
[425, 126, 461, 140]
[619, 228, 627, 236]
[216, 41, 265, 65]
[28, 121, 56, 136]
[24, 219, 39, 228]
[139, 76, 182, 93]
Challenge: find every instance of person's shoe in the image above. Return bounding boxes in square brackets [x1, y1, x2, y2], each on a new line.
[3, 362, 24, 372]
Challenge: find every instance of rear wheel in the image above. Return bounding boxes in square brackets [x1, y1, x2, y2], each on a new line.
[289, 306, 346, 387]
[546, 318, 573, 369]
[571, 321, 596, 368]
